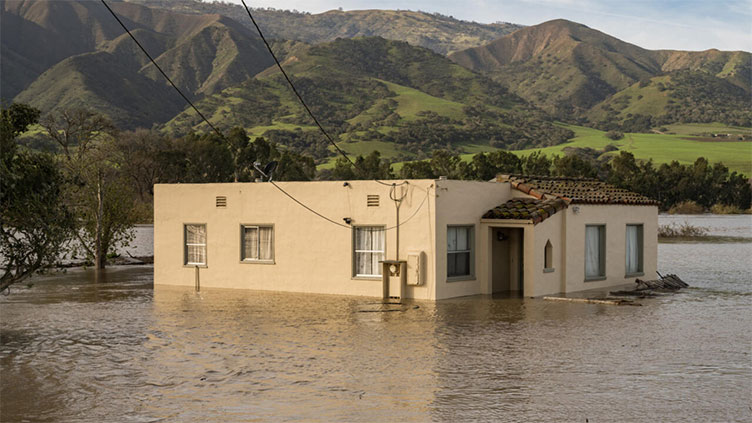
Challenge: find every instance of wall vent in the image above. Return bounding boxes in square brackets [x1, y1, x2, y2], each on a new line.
[367, 195, 380, 207]
[216, 196, 227, 207]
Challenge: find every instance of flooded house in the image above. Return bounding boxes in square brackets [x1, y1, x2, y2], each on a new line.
[154, 176, 659, 300]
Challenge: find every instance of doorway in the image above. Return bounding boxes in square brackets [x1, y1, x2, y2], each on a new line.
[491, 228, 524, 295]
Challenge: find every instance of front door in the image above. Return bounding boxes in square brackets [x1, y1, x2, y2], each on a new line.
[491, 228, 524, 295]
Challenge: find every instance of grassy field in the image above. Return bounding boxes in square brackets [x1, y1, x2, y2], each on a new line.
[660, 122, 751, 136]
[504, 124, 751, 175]
[322, 123, 752, 174]
[379, 80, 465, 121]
[246, 121, 316, 137]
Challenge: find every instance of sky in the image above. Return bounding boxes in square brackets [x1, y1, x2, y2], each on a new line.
[229, 0, 752, 51]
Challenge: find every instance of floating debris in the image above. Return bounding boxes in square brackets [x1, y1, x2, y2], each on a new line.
[610, 273, 689, 296]
[543, 296, 640, 306]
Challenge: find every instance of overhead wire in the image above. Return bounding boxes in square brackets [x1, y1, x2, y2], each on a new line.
[384, 185, 430, 231]
[269, 181, 351, 229]
[237, 0, 407, 188]
[100, 0, 421, 230]
[99, 0, 225, 140]
[238, 0, 356, 169]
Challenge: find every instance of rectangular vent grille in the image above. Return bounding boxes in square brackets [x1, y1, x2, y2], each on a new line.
[367, 195, 380, 207]
[216, 196, 227, 207]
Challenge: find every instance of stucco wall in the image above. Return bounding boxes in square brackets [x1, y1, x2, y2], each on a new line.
[432, 180, 513, 299]
[529, 212, 565, 297]
[155, 180, 657, 300]
[154, 180, 438, 299]
[562, 204, 658, 293]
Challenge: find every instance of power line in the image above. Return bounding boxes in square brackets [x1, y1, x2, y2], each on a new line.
[268, 180, 431, 231]
[100, 0, 419, 230]
[269, 181, 351, 229]
[236, 1, 408, 188]
[238, 0, 357, 169]
[99, 0, 225, 140]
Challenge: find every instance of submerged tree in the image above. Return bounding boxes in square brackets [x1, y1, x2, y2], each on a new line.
[1, 104, 74, 290]
[43, 109, 138, 269]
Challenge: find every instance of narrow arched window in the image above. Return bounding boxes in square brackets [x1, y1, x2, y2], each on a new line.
[544, 240, 554, 272]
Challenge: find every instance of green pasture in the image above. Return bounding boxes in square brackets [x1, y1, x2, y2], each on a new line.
[379, 80, 465, 121]
[507, 124, 751, 175]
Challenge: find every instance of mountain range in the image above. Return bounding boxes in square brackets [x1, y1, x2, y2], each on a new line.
[2, 0, 749, 162]
[449, 19, 751, 127]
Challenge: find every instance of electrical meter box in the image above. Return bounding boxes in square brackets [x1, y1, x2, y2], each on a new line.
[406, 251, 425, 286]
[380, 260, 406, 299]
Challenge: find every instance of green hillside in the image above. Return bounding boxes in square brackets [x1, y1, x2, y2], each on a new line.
[14, 51, 186, 129]
[4, 1, 750, 175]
[164, 37, 573, 162]
[589, 71, 751, 128]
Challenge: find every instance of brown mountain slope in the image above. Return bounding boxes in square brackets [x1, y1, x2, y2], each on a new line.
[14, 50, 186, 128]
[127, 0, 521, 55]
[4, 0, 275, 127]
[448, 19, 750, 121]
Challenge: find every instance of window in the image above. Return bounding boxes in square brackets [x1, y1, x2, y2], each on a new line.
[184, 224, 206, 266]
[585, 225, 605, 280]
[544, 240, 554, 272]
[354, 227, 385, 277]
[447, 226, 473, 278]
[625, 224, 643, 275]
[241, 225, 274, 262]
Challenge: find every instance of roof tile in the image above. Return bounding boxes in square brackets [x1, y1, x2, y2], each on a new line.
[483, 197, 569, 224]
[502, 175, 659, 206]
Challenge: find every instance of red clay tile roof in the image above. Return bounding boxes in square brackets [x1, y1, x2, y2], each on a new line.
[483, 197, 568, 224]
[499, 175, 660, 206]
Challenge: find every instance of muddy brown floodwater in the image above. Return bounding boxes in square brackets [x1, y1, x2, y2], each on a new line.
[1, 216, 750, 422]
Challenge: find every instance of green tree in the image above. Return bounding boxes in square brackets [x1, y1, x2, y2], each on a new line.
[1, 104, 74, 290]
[460, 151, 523, 180]
[552, 154, 598, 178]
[112, 129, 173, 201]
[1, 103, 40, 153]
[521, 151, 552, 176]
[331, 150, 392, 180]
[399, 160, 435, 179]
[42, 109, 138, 269]
[429, 150, 461, 179]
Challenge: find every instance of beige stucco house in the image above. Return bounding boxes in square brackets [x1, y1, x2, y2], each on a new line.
[154, 176, 659, 300]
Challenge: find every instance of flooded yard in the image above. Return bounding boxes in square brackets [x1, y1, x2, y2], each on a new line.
[1, 215, 750, 422]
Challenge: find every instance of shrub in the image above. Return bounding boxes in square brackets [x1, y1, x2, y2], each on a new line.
[605, 130, 624, 140]
[709, 204, 743, 214]
[658, 222, 708, 237]
[668, 200, 705, 214]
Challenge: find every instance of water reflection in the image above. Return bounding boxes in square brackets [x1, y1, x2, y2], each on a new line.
[1, 216, 751, 422]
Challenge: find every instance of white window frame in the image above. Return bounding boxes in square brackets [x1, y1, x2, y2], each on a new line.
[184, 223, 207, 267]
[584, 224, 606, 281]
[447, 225, 474, 281]
[240, 224, 275, 263]
[353, 226, 386, 279]
[625, 224, 644, 276]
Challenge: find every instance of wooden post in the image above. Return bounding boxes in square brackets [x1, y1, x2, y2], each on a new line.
[195, 265, 200, 292]
[381, 262, 389, 300]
